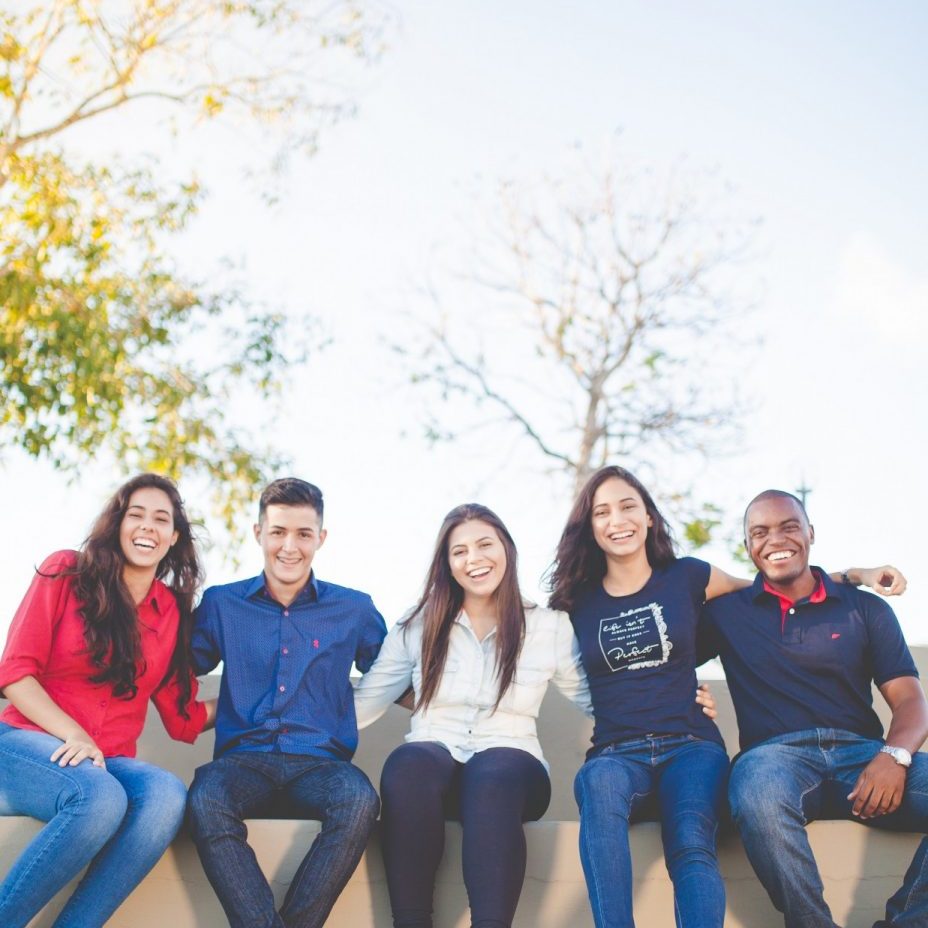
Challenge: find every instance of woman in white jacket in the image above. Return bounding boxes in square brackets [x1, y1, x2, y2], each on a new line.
[354, 503, 589, 928]
[354, 503, 715, 928]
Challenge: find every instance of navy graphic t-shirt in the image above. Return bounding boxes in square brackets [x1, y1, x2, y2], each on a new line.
[570, 557, 723, 754]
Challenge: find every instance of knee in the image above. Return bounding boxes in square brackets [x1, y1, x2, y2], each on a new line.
[74, 769, 129, 836]
[354, 777, 381, 826]
[328, 765, 380, 826]
[140, 769, 188, 832]
[663, 811, 719, 873]
[382, 744, 445, 803]
[186, 764, 236, 836]
[574, 759, 632, 818]
[729, 756, 801, 831]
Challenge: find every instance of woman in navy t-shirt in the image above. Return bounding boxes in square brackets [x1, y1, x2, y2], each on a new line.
[548, 465, 749, 928]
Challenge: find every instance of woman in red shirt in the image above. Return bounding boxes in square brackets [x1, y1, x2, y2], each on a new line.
[0, 473, 214, 928]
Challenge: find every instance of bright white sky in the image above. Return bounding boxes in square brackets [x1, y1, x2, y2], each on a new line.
[3, 1, 927, 649]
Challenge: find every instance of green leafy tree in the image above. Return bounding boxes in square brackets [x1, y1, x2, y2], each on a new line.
[1, 0, 390, 531]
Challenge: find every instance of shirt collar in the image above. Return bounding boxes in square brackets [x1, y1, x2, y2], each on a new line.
[136, 577, 175, 633]
[753, 566, 835, 608]
[245, 571, 319, 604]
[140, 577, 172, 614]
[457, 611, 498, 638]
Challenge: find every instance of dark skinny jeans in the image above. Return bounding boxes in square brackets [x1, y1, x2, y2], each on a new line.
[380, 741, 551, 928]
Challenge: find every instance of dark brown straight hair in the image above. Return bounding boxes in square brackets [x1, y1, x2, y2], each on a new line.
[402, 504, 526, 712]
[548, 465, 677, 613]
[48, 473, 203, 714]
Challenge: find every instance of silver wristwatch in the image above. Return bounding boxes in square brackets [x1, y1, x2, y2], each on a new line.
[880, 745, 913, 767]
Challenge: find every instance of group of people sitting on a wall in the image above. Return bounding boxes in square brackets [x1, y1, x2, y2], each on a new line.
[0, 469, 925, 928]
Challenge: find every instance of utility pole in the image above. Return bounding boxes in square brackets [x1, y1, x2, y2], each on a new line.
[796, 479, 812, 508]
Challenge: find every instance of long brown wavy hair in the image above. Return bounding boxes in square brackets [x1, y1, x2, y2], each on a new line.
[402, 504, 526, 712]
[548, 466, 677, 613]
[50, 473, 203, 714]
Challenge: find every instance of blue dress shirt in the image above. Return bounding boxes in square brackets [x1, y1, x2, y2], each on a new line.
[192, 572, 387, 760]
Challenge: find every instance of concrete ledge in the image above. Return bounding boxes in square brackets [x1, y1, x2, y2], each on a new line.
[0, 817, 922, 928]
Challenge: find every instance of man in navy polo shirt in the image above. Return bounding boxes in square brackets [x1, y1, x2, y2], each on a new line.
[186, 478, 387, 928]
[701, 489, 928, 928]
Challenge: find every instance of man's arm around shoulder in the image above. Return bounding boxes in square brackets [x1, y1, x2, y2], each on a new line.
[191, 586, 223, 676]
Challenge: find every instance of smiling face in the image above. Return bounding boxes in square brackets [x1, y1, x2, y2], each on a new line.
[255, 503, 327, 604]
[745, 494, 815, 591]
[118, 486, 179, 576]
[590, 477, 653, 562]
[447, 519, 508, 604]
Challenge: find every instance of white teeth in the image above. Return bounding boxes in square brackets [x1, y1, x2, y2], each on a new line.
[133, 540, 156, 550]
[609, 531, 634, 541]
[768, 551, 794, 561]
[468, 567, 491, 578]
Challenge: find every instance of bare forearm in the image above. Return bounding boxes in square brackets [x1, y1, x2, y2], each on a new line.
[837, 566, 907, 596]
[3, 676, 90, 742]
[884, 695, 928, 754]
[202, 697, 217, 731]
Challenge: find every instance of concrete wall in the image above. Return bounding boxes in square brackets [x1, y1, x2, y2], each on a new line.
[2, 647, 926, 926]
[1, 816, 921, 928]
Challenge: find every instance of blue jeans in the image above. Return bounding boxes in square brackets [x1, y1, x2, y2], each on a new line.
[574, 734, 729, 928]
[186, 751, 380, 928]
[729, 728, 928, 928]
[0, 723, 188, 928]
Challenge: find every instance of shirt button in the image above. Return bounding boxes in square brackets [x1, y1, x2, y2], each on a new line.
[100, 701, 107, 708]
[283, 610, 290, 617]
[279, 685, 286, 692]
[282, 648, 289, 655]
[788, 608, 796, 614]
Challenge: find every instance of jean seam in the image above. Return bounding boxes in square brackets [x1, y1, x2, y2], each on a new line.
[0, 752, 99, 915]
[796, 779, 821, 826]
[890, 835, 927, 917]
[582, 785, 647, 927]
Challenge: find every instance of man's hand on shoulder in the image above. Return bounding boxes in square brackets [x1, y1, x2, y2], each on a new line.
[847, 565, 907, 597]
[847, 751, 907, 819]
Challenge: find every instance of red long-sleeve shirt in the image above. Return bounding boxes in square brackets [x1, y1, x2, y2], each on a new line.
[0, 550, 206, 757]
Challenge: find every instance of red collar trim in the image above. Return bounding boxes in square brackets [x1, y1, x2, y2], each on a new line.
[763, 570, 826, 630]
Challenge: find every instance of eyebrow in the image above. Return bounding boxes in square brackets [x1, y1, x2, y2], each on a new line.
[750, 518, 802, 530]
[127, 504, 171, 516]
[268, 524, 316, 532]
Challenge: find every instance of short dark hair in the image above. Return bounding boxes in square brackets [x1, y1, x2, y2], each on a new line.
[743, 489, 809, 536]
[258, 478, 324, 523]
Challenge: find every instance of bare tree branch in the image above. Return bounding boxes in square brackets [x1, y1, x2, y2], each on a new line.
[397, 151, 757, 533]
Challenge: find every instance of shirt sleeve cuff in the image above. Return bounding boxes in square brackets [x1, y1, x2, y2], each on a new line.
[173, 698, 208, 744]
[0, 660, 40, 696]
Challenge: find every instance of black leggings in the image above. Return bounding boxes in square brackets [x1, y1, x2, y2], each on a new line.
[380, 741, 551, 928]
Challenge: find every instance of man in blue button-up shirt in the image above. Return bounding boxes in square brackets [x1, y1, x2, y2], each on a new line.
[186, 478, 387, 928]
